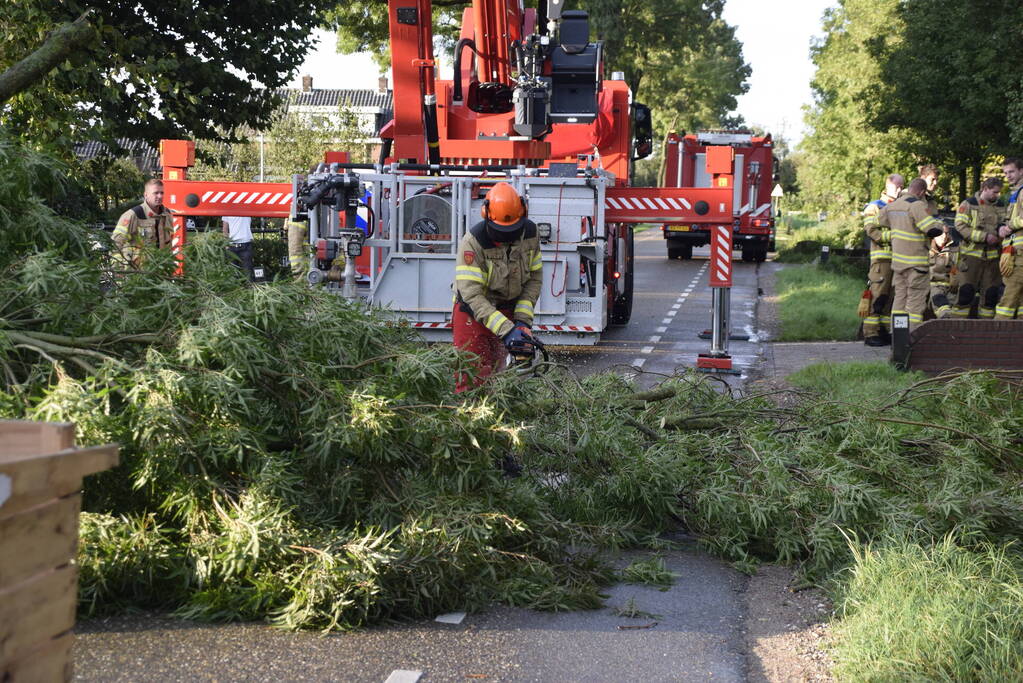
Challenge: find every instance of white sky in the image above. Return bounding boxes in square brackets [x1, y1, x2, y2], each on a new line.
[292, 0, 837, 145]
[721, 0, 835, 145]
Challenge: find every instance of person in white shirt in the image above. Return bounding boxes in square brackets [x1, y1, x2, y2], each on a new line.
[222, 216, 254, 280]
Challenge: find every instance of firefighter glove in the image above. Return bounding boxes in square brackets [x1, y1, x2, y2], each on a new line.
[502, 327, 532, 354]
[925, 226, 944, 239]
[1000, 247, 1015, 278]
[513, 321, 532, 335]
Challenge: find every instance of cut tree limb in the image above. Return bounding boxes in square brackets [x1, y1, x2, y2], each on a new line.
[0, 11, 95, 105]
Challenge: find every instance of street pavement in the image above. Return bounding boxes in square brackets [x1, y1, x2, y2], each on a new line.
[73, 229, 772, 682]
[561, 228, 765, 387]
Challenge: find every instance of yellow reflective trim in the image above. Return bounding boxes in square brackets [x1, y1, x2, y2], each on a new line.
[890, 254, 929, 265]
[456, 273, 486, 283]
[514, 300, 534, 315]
[457, 265, 484, 274]
[485, 310, 508, 334]
[917, 216, 938, 229]
[892, 229, 925, 241]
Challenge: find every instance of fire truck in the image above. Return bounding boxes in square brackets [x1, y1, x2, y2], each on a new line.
[661, 131, 776, 263]
[159, 0, 736, 345]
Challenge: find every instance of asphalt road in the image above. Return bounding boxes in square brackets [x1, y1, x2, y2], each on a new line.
[560, 228, 766, 387]
[73, 232, 770, 682]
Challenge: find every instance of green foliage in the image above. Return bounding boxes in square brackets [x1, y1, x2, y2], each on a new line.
[868, 0, 1023, 173]
[798, 0, 918, 212]
[619, 557, 677, 589]
[833, 535, 1023, 680]
[774, 264, 864, 341]
[0, 0, 333, 147]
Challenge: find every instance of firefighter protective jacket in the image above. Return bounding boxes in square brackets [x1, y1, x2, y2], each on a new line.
[878, 195, 942, 272]
[954, 192, 1005, 260]
[454, 220, 543, 338]
[863, 197, 894, 262]
[1009, 182, 1023, 230]
[112, 203, 173, 264]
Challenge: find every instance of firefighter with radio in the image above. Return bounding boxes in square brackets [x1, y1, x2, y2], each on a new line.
[995, 157, 1023, 319]
[951, 177, 1005, 318]
[878, 177, 946, 332]
[861, 173, 904, 346]
[453, 182, 543, 392]
[112, 179, 174, 268]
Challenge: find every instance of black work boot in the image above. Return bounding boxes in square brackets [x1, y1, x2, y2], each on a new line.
[864, 336, 888, 347]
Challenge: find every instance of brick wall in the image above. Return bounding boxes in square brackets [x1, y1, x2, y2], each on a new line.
[909, 320, 1023, 373]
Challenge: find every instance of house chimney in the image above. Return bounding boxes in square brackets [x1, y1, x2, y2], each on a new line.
[378, 76, 388, 94]
[302, 75, 313, 92]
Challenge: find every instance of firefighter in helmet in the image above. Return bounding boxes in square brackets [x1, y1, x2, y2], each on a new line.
[453, 182, 543, 392]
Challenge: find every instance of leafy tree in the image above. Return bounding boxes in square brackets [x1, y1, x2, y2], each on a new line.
[0, 0, 333, 148]
[866, 0, 1023, 197]
[798, 0, 919, 211]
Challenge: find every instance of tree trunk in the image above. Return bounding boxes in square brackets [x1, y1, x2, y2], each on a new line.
[0, 12, 94, 105]
[972, 161, 982, 196]
[958, 166, 967, 202]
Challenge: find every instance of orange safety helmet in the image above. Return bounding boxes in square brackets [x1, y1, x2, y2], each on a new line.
[481, 182, 526, 232]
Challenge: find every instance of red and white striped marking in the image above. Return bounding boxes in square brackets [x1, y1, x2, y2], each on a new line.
[199, 190, 293, 207]
[605, 195, 692, 211]
[709, 225, 733, 287]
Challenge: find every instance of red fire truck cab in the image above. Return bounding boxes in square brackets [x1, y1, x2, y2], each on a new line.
[661, 130, 777, 262]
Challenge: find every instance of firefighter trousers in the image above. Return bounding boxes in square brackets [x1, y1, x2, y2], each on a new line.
[953, 255, 1002, 318]
[892, 266, 929, 332]
[863, 260, 893, 338]
[453, 303, 512, 392]
[995, 268, 1023, 319]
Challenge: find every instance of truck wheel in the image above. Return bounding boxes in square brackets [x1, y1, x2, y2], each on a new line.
[754, 247, 768, 263]
[741, 246, 754, 262]
[611, 226, 634, 325]
[668, 246, 683, 260]
[680, 245, 693, 260]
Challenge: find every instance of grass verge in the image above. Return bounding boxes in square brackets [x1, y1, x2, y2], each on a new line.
[775, 264, 864, 341]
[832, 535, 1023, 680]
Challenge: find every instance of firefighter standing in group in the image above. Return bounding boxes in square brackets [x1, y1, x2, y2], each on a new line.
[112, 178, 174, 267]
[862, 173, 904, 346]
[951, 177, 1005, 318]
[452, 182, 543, 392]
[877, 177, 947, 332]
[995, 157, 1023, 319]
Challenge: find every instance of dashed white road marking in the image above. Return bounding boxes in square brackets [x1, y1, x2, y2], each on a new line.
[631, 358, 647, 368]
[661, 318, 673, 325]
[648, 335, 661, 343]
[672, 303, 681, 310]
[385, 671, 423, 683]
[666, 310, 677, 317]
[641, 345, 654, 354]
[656, 326, 668, 333]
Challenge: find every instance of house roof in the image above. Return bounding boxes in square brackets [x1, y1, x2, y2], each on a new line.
[282, 88, 393, 110]
[73, 138, 161, 170]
